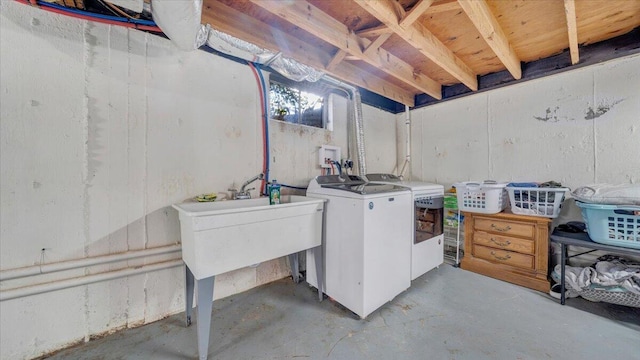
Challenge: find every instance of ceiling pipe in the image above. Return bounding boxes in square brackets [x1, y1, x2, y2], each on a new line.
[399, 105, 411, 180]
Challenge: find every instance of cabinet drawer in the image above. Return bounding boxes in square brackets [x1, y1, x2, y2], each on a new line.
[473, 232, 535, 255]
[473, 245, 534, 270]
[474, 218, 534, 238]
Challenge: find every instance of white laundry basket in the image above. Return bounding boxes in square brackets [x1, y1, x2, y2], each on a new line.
[453, 181, 508, 214]
[506, 187, 569, 218]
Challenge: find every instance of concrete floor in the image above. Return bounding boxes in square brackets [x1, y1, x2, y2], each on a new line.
[48, 265, 640, 360]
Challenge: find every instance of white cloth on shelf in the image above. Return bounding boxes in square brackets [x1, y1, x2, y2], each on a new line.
[555, 257, 640, 295]
[572, 184, 640, 206]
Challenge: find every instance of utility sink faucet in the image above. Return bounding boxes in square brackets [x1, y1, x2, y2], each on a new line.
[235, 173, 264, 200]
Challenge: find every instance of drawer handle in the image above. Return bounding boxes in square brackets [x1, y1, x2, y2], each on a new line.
[491, 224, 511, 232]
[490, 251, 511, 261]
[490, 238, 511, 247]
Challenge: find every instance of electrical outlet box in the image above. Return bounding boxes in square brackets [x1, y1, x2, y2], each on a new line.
[319, 145, 341, 168]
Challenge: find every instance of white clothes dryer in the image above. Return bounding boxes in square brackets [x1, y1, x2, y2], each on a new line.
[366, 173, 445, 280]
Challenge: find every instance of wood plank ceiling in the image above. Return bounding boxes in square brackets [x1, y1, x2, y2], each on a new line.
[42, 0, 640, 107]
[204, 0, 640, 107]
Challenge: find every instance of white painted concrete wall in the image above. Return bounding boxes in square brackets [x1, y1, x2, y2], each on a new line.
[0, 3, 397, 359]
[408, 53, 640, 196]
[405, 53, 640, 265]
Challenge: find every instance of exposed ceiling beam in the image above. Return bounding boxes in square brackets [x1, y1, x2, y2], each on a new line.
[355, 0, 478, 91]
[363, 33, 393, 57]
[563, 0, 580, 64]
[202, 1, 415, 106]
[249, 0, 442, 100]
[399, 0, 436, 28]
[424, 0, 460, 15]
[326, 50, 347, 71]
[356, 24, 393, 38]
[457, 0, 522, 80]
[357, 0, 459, 38]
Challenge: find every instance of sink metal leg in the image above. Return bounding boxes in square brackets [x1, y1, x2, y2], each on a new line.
[289, 253, 300, 283]
[185, 265, 195, 326]
[313, 246, 323, 302]
[196, 276, 215, 360]
[560, 244, 567, 305]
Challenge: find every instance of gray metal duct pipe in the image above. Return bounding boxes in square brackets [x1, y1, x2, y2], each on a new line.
[322, 76, 367, 175]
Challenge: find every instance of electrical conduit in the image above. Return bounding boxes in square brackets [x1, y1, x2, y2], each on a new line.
[399, 104, 411, 179]
[247, 62, 270, 195]
[256, 64, 271, 193]
[322, 76, 367, 175]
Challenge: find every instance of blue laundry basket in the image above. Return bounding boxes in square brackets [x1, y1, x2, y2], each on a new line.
[576, 202, 640, 250]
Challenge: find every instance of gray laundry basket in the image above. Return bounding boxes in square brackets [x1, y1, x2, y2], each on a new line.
[551, 271, 640, 308]
[578, 288, 640, 308]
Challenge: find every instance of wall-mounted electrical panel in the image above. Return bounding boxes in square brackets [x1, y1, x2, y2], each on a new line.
[319, 145, 341, 168]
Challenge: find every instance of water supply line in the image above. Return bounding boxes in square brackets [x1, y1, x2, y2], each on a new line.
[1, 259, 183, 302]
[0, 244, 181, 281]
[399, 105, 411, 179]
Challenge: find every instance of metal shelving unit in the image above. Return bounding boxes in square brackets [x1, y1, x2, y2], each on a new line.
[443, 194, 464, 266]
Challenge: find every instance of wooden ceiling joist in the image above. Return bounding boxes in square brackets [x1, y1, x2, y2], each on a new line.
[563, 0, 580, 65]
[457, 0, 522, 80]
[356, 24, 393, 39]
[326, 50, 347, 71]
[249, 0, 442, 100]
[425, 0, 461, 15]
[399, 0, 436, 28]
[355, 0, 478, 92]
[203, 1, 416, 106]
[363, 33, 393, 57]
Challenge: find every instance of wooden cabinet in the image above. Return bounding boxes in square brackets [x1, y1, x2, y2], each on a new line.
[460, 211, 551, 292]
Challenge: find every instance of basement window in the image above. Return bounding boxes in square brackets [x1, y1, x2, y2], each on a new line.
[269, 79, 329, 130]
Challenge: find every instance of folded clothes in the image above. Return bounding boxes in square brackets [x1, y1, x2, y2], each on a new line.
[507, 182, 539, 187]
[539, 181, 563, 188]
[507, 181, 564, 188]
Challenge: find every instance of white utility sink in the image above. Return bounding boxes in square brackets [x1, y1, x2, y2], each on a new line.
[173, 194, 326, 360]
[173, 195, 325, 280]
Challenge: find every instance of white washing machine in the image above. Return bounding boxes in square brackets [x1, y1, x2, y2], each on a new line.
[306, 175, 412, 319]
[366, 174, 445, 280]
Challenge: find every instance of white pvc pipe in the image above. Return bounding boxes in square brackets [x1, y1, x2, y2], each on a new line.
[0, 259, 183, 302]
[0, 244, 181, 281]
[399, 104, 411, 179]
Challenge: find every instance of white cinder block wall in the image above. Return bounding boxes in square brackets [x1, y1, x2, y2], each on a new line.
[0, 3, 397, 359]
[406, 53, 640, 196]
